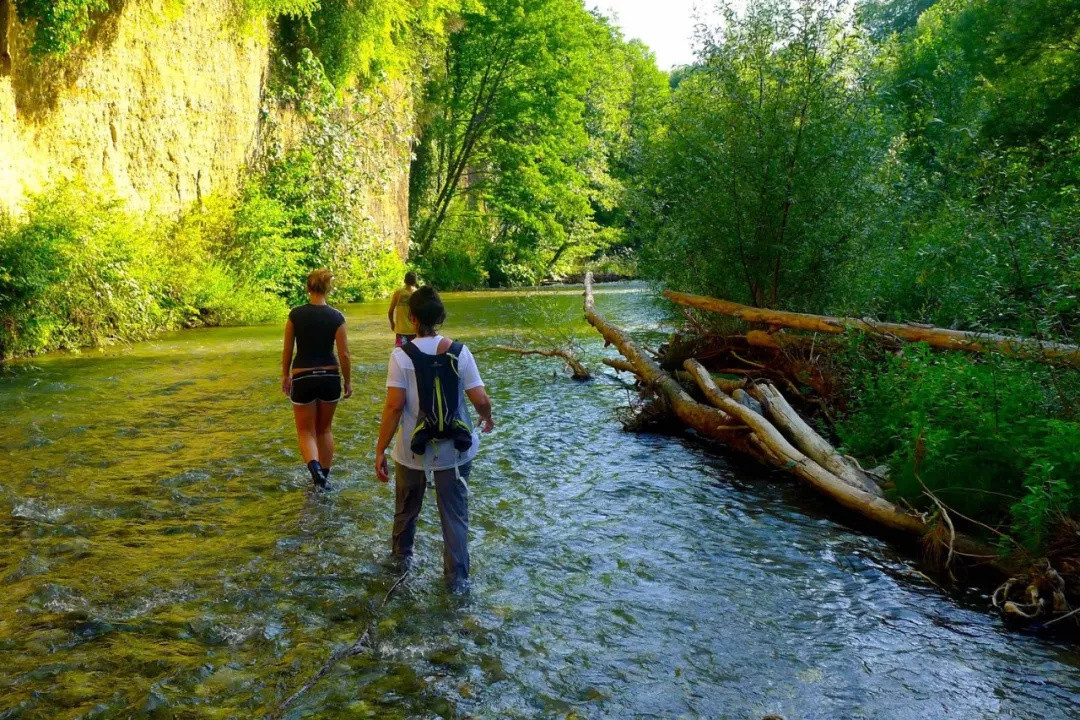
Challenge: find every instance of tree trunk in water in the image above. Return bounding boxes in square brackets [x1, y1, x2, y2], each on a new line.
[751, 382, 882, 497]
[681, 359, 926, 534]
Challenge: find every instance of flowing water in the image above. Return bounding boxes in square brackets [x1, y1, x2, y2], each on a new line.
[2, 285, 1080, 720]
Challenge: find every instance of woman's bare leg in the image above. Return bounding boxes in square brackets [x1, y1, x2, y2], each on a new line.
[315, 400, 338, 469]
[292, 403, 319, 464]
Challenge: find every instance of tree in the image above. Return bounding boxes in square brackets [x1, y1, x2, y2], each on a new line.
[409, 0, 666, 286]
[637, 0, 888, 309]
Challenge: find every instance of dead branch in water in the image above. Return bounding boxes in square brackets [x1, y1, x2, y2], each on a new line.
[478, 345, 591, 380]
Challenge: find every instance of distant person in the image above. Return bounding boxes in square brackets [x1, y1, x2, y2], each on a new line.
[388, 271, 419, 347]
[374, 286, 494, 590]
[281, 269, 352, 490]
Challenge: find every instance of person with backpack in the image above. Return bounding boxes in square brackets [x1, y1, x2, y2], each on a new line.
[373, 286, 494, 589]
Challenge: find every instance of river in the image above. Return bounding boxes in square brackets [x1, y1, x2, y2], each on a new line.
[2, 284, 1079, 719]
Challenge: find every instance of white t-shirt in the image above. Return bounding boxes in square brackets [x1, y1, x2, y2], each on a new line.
[385, 336, 484, 470]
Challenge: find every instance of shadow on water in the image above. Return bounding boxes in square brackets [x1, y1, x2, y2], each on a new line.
[2, 284, 1080, 719]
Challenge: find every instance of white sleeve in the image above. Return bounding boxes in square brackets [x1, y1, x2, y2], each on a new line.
[459, 346, 484, 390]
[386, 351, 407, 389]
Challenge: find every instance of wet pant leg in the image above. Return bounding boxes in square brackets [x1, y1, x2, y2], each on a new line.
[433, 462, 471, 588]
[392, 462, 426, 559]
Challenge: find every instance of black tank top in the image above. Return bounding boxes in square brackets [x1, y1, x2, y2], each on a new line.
[289, 304, 346, 369]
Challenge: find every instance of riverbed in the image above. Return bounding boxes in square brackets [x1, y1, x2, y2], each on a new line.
[2, 285, 1079, 719]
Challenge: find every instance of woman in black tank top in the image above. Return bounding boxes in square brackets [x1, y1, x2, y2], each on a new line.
[281, 269, 352, 490]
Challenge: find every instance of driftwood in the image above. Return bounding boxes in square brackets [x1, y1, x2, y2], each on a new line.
[478, 345, 591, 380]
[583, 275, 763, 457]
[665, 290, 1080, 367]
[682, 360, 922, 533]
[604, 357, 746, 395]
[752, 383, 882, 497]
[584, 273, 921, 534]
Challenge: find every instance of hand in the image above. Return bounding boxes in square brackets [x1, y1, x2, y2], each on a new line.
[389, 319, 395, 332]
[343, 381, 353, 399]
[375, 451, 390, 483]
[477, 415, 495, 434]
[281, 375, 292, 396]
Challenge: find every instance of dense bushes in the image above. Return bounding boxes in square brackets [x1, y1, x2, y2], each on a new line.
[0, 135, 403, 359]
[835, 341, 1080, 550]
[0, 182, 281, 359]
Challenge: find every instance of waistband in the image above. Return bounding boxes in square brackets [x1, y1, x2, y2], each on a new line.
[292, 368, 340, 380]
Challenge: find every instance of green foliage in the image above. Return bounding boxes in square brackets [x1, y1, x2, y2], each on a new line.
[836, 340, 1080, 551]
[0, 181, 293, 358]
[158, 196, 284, 328]
[856, 0, 939, 39]
[635, 0, 889, 309]
[0, 182, 160, 356]
[252, 49, 408, 301]
[274, 0, 460, 89]
[410, 0, 668, 287]
[17, 0, 110, 55]
[246, 0, 321, 17]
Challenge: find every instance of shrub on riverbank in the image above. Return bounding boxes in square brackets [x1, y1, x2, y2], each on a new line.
[835, 340, 1080, 553]
[0, 168, 401, 359]
[0, 182, 283, 359]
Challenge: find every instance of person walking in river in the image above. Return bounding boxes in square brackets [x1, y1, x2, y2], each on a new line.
[388, 271, 419, 347]
[281, 269, 352, 490]
[374, 286, 494, 589]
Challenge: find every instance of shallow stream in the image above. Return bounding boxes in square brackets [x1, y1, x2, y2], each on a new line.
[2, 285, 1079, 719]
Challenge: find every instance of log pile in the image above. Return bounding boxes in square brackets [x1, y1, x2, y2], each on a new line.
[586, 273, 923, 533]
[584, 275, 1078, 629]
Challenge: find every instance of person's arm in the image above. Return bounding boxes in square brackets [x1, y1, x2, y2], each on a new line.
[375, 387, 406, 482]
[466, 386, 495, 433]
[388, 290, 399, 332]
[281, 320, 295, 396]
[460, 346, 494, 432]
[335, 322, 352, 398]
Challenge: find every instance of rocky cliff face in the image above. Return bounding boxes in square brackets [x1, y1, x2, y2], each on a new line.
[0, 0, 411, 256]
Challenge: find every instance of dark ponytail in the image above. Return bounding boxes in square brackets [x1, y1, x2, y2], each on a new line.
[408, 286, 446, 337]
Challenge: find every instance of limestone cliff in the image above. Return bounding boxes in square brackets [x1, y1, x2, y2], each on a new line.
[0, 0, 411, 256]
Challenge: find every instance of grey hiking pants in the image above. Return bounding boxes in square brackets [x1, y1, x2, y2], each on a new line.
[392, 461, 471, 587]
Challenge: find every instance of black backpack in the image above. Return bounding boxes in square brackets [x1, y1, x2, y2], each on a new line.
[401, 340, 474, 455]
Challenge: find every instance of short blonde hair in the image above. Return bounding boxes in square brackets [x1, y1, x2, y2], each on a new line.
[306, 268, 334, 294]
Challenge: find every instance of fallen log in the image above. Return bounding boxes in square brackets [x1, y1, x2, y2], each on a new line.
[584, 272, 920, 534]
[478, 345, 591, 380]
[583, 275, 761, 458]
[752, 383, 882, 497]
[665, 290, 1080, 367]
[682, 360, 923, 534]
[605, 357, 747, 395]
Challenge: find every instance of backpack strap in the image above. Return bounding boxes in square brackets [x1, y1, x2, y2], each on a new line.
[400, 339, 424, 364]
[400, 341, 434, 417]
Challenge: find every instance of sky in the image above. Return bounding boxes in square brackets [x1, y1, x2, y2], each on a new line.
[590, 1, 732, 70]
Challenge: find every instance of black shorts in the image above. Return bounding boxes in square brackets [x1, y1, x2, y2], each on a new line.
[290, 369, 342, 405]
